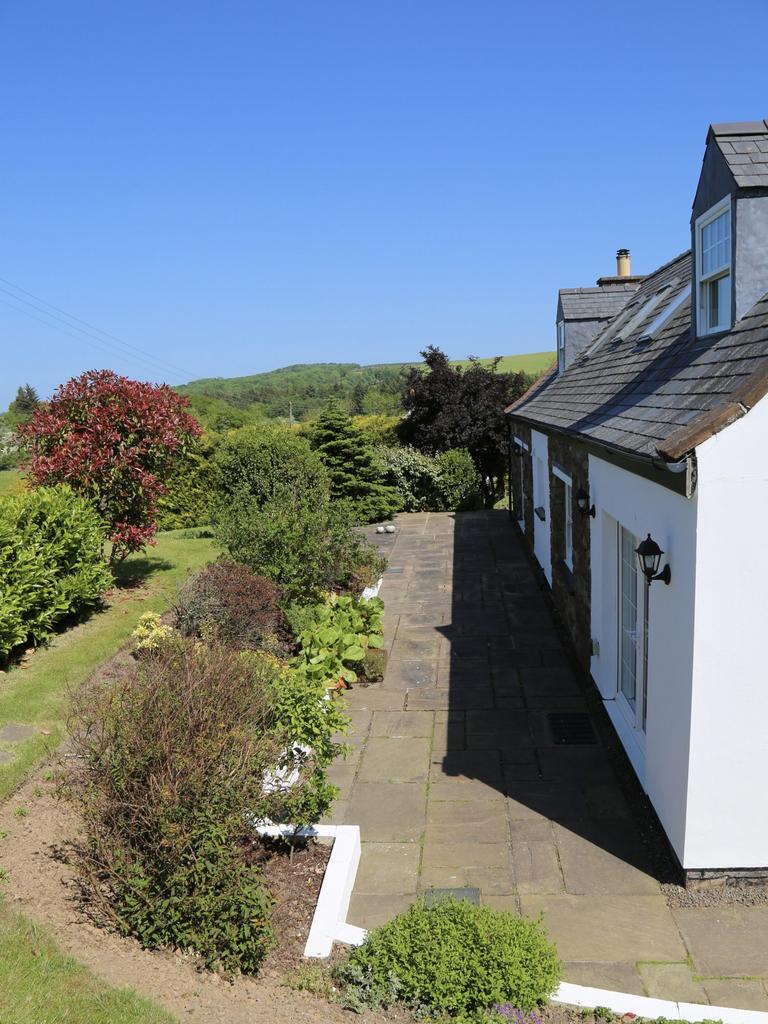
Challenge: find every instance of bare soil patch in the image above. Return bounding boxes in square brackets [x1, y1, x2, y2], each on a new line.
[0, 768, 367, 1024]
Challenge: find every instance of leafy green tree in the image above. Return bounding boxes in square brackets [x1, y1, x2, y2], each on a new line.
[308, 401, 400, 524]
[399, 347, 529, 507]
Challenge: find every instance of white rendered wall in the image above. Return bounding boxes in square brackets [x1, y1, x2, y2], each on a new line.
[531, 430, 552, 583]
[588, 455, 697, 865]
[684, 398, 768, 869]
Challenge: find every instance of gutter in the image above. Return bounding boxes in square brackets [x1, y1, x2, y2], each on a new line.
[507, 411, 697, 498]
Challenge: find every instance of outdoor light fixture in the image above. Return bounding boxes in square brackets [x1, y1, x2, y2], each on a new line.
[635, 533, 671, 585]
[575, 488, 595, 518]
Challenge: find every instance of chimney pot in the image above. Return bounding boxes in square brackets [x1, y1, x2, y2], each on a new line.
[616, 248, 631, 277]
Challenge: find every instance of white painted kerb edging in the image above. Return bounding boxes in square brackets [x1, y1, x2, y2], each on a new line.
[361, 575, 384, 600]
[554, 982, 768, 1024]
[256, 823, 365, 958]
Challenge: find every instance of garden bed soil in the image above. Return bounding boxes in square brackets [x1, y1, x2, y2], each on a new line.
[0, 768, 374, 1024]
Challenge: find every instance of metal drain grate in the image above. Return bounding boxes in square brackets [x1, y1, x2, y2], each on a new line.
[547, 712, 597, 745]
[424, 887, 480, 907]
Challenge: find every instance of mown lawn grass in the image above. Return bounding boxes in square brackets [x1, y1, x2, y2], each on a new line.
[0, 469, 23, 496]
[0, 528, 217, 801]
[0, 902, 177, 1024]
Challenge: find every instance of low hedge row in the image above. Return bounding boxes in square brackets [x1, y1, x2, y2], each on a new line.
[0, 484, 112, 659]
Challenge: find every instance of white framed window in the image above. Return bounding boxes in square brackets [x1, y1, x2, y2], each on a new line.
[617, 523, 646, 734]
[564, 481, 573, 570]
[557, 320, 566, 372]
[696, 196, 732, 336]
[552, 466, 573, 570]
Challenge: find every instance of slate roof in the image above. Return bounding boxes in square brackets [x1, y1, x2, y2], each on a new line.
[712, 120, 768, 189]
[506, 249, 768, 461]
[559, 284, 638, 321]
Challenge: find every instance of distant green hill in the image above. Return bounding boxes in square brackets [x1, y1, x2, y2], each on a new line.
[178, 352, 553, 422]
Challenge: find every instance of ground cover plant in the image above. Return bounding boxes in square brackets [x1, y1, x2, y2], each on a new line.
[18, 369, 201, 560]
[175, 560, 290, 654]
[0, 528, 216, 802]
[67, 639, 347, 972]
[0, 484, 112, 660]
[292, 594, 384, 688]
[335, 897, 561, 1021]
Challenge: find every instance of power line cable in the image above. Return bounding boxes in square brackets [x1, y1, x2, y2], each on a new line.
[0, 294, 186, 383]
[0, 275, 192, 380]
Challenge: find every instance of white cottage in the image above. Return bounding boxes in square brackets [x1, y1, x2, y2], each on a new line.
[506, 119, 768, 884]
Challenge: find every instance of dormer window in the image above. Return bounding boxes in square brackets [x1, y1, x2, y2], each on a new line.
[696, 196, 732, 336]
[557, 320, 566, 372]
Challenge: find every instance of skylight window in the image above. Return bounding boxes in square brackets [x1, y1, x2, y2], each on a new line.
[611, 286, 671, 342]
[638, 283, 691, 341]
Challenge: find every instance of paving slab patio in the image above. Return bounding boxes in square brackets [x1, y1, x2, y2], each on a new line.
[341, 512, 768, 1006]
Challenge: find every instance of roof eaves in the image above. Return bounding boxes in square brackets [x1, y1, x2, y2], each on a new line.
[656, 356, 768, 460]
[504, 361, 557, 415]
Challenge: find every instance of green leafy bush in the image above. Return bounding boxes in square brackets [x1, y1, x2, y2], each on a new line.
[335, 897, 561, 1019]
[377, 444, 482, 513]
[377, 444, 441, 512]
[435, 449, 483, 512]
[217, 487, 384, 600]
[293, 595, 384, 688]
[351, 414, 401, 446]
[267, 657, 350, 824]
[68, 641, 347, 972]
[308, 401, 400, 524]
[215, 425, 329, 508]
[0, 485, 112, 659]
[175, 560, 290, 654]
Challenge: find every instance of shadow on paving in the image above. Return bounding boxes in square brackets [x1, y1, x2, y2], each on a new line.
[431, 510, 668, 888]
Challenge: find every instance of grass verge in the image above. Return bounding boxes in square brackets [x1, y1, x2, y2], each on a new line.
[0, 901, 177, 1024]
[0, 528, 217, 801]
[0, 469, 23, 496]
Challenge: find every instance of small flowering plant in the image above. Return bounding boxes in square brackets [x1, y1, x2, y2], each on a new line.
[493, 1007, 544, 1024]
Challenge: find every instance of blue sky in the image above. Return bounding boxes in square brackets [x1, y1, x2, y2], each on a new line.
[2, 0, 768, 406]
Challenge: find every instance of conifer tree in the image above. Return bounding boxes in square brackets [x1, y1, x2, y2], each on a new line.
[308, 400, 400, 524]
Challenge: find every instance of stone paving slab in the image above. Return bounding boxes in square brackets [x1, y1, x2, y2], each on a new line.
[520, 894, 688, 962]
[702, 980, 768, 1011]
[671, 906, 768, 977]
[357, 737, 430, 784]
[344, 782, 426, 841]
[355, 842, 420, 895]
[343, 512, 768, 1007]
[637, 962, 707, 1003]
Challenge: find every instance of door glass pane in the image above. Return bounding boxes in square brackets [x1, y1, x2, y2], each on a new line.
[619, 526, 638, 708]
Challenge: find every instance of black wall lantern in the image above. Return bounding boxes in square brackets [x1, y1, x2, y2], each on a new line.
[635, 533, 671, 586]
[575, 488, 595, 518]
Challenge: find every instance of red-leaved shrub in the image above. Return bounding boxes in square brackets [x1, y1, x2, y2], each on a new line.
[175, 561, 290, 653]
[18, 369, 201, 560]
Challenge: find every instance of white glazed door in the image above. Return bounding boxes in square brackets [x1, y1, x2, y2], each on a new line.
[617, 524, 646, 736]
